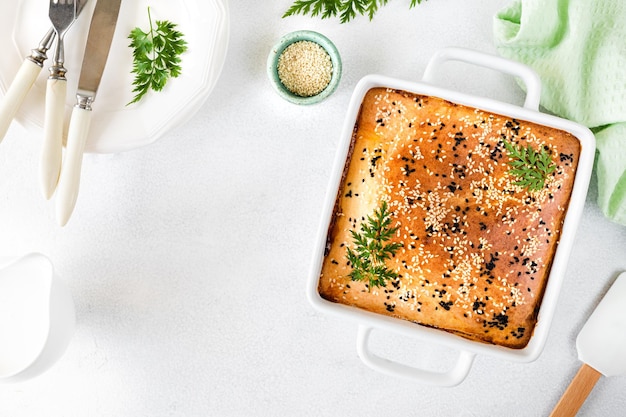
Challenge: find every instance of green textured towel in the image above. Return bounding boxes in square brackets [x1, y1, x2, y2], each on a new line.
[493, 0, 626, 225]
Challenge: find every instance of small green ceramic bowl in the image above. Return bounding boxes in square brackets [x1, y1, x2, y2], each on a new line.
[267, 30, 342, 105]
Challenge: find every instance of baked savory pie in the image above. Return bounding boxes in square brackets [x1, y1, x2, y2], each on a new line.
[318, 87, 581, 348]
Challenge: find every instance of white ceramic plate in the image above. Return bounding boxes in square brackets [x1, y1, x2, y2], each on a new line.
[0, 0, 229, 153]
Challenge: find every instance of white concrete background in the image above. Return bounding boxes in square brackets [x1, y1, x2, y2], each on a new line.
[1, 1, 625, 416]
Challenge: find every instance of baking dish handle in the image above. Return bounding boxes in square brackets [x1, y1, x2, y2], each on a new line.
[356, 325, 475, 386]
[422, 47, 541, 111]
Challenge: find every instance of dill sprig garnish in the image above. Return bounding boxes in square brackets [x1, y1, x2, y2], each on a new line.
[127, 7, 187, 105]
[345, 201, 402, 290]
[283, 0, 425, 23]
[503, 138, 556, 192]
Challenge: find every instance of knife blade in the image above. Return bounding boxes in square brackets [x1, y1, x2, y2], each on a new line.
[55, 0, 122, 226]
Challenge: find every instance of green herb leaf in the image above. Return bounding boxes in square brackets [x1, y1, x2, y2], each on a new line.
[345, 201, 402, 290]
[283, 0, 425, 23]
[127, 7, 188, 105]
[503, 138, 556, 192]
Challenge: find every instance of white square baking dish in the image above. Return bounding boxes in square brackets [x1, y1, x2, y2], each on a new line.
[307, 47, 595, 386]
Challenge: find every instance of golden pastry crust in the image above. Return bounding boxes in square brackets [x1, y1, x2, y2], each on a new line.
[319, 88, 580, 349]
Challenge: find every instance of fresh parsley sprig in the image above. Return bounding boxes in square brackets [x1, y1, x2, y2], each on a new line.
[345, 201, 402, 290]
[283, 0, 425, 23]
[127, 7, 187, 105]
[503, 139, 556, 192]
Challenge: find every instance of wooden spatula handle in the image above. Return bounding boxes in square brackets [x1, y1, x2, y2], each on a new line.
[550, 363, 602, 417]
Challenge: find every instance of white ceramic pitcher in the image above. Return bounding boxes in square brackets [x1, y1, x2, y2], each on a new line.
[0, 253, 75, 383]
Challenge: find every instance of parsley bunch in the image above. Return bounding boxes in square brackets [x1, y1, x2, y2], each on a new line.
[345, 201, 402, 290]
[128, 8, 187, 105]
[283, 0, 425, 23]
[503, 139, 556, 192]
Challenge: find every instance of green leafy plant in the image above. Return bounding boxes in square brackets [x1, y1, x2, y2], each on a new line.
[503, 139, 556, 192]
[283, 0, 426, 23]
[345, 201, 402, 290]
[127, 7, 187, 105]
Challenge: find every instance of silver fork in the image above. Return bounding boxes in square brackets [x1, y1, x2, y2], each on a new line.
[48, 0, 77, 80]
[41, 0, 78, 199]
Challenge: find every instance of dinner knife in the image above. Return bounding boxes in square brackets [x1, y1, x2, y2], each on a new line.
[55, 0, 122, 226]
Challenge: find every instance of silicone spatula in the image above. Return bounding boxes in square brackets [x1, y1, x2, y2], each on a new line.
[550, 271, 626, 417]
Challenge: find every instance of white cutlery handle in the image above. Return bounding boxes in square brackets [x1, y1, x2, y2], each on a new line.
[40, 78, 67, 199]
[0, 59, 42, 142]
[55, 106, 91, 226]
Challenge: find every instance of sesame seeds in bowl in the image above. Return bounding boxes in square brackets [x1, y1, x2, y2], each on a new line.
[267, 30, 342, 105]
